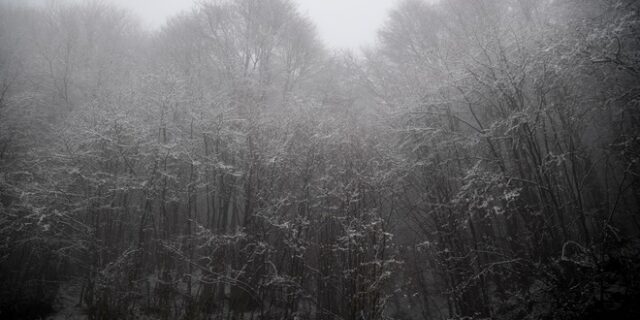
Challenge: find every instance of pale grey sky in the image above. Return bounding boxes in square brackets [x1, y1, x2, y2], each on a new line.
[295, 0, 399, 50]
[109, 0, 400, 50]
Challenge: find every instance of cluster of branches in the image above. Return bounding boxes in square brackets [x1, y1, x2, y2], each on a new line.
[0, 0, 639, 320]
[363, 0, 640, 319]
[0, 1, 395, 319]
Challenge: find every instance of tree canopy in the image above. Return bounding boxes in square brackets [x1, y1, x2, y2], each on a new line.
[1, 0, 639, 319]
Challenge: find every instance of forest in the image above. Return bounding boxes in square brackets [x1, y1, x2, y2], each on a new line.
[1, 0, 639, 319]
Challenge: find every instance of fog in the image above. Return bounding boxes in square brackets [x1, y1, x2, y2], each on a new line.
[109, 0, 399, 49]
[1, 0, 639, 319]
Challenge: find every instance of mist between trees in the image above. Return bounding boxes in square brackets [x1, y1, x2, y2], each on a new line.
[0, 0, 639, 319]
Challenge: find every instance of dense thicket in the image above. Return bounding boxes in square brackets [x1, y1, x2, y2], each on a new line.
[1, 0, 639, 319]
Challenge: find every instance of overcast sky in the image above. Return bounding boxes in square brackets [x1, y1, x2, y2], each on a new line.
[108, 0, 400, 50]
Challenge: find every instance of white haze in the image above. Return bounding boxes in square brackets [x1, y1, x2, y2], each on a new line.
[109, 0, 400, 50]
